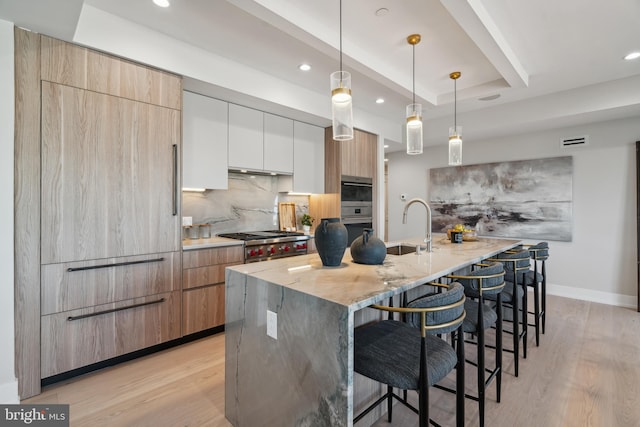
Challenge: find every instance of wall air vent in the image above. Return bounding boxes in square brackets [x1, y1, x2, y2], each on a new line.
[560, 135, 589, 148]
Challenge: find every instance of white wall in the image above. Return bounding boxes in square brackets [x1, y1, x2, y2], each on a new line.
[387, 116, 640, 307]
[0, 19, 18, 403]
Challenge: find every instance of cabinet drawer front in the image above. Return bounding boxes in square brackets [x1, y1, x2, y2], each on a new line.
[182, 285, 225, 335]
[183, 262, 242, 289]
[182, 246, 243, 269]
[41, 291, 181, 378]
[41, 252, 181, 315]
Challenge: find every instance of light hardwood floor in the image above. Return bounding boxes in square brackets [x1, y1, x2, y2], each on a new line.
[25, 294, 640, 426]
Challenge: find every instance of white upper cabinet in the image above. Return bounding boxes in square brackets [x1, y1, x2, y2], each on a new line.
[279, 121, 324, 194]
[183, 91, 229, 189]
[228, 103, 264, 170]
[264, 113, 294, 174]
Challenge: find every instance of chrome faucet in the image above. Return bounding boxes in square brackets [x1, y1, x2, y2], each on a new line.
[402, 198, 432, 252]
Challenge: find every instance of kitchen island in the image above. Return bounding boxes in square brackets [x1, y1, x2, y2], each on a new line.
[224, 234, 520, 426]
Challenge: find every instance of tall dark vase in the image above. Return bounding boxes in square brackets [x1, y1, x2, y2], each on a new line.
[314, 218, 348, 267]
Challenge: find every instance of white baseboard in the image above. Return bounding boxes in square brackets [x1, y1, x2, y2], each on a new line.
[0, 378, 19, 404]
[546, 283, 637, 309]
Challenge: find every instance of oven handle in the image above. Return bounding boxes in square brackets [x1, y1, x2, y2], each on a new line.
[342, 182, 373, 188]
[342, 217, 373, 225]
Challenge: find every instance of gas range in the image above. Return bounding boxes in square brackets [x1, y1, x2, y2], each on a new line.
[218, 230, 311, 263]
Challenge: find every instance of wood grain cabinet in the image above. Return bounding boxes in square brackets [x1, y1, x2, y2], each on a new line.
[324, 128, 378, 193]
[182, 246, 244, 335]
[15, 30, 184, 394]
[40, 81, 181, 264]
[41, 291, 181, 378]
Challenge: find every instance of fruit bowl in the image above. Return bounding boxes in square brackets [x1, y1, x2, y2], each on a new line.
[447, 225, 477, 241]
[462, 230, 478, 241]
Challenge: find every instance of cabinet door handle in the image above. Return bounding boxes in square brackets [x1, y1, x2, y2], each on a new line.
[66, 257, 165, 272]
[172, 143, 178, 216]
[67, 298, 166, 321]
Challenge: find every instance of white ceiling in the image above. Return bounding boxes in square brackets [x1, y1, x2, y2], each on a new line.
[2, 0, 640, 152]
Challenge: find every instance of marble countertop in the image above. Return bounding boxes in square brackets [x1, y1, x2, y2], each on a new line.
[227, 233, 520, 311]
[182, 236, 244, 250]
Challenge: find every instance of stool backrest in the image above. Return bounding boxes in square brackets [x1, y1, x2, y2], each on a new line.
[448, 261, 506, 296]
[528, 241, 549, 261]
[372, 283, 466, 337]
[405, 282, 466, 335]
[493, 249, 531, 272]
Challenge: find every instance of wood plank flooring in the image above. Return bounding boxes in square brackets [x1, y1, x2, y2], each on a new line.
[24, 295, 640, 426]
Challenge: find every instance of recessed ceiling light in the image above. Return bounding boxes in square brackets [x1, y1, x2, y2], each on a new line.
[375, 98, 385, 104]
[298, 63, 311, 71]
[384, 144, 389, 149]
[479, 94, 501, 101]
[624, 52, 640, 60]
[375, 8, 389, 17]
[153, 0, 170, 7]
[384, 158, 389, 162]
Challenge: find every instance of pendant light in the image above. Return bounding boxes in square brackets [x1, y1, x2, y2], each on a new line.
[448, 71, 462, 165]
[330, 0, 353, 141]
[406, 34, 422, 155]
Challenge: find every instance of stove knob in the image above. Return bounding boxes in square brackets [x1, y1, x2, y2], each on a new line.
[249, 249, 256, 257]
[270, 247, 276, 254]
[283, 246, 290, 252]
[302, 243, 307, 249]
[258, 248, 264, 255]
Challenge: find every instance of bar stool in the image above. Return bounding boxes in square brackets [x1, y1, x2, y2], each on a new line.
[523, 242, 549, 345]
[353, 282, 466, 427]
[446, 261, 505, 427]
[486, 249, 530, 376]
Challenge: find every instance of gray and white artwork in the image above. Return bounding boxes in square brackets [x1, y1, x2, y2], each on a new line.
[429, 156, 573, 241]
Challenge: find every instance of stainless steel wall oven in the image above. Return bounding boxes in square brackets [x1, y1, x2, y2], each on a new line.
[341, 176, 373, 245]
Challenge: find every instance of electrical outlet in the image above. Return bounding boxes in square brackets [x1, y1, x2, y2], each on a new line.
[267, 310, 277, 339]
[182, 216, 192, 226]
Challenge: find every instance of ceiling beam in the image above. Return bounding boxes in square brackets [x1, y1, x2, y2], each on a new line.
[440, 0, 529, 89]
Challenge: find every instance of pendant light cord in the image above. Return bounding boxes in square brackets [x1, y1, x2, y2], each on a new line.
[412, 44, 416, 105]
[454, 77, 457, 129]
[339, 0, 343, 74]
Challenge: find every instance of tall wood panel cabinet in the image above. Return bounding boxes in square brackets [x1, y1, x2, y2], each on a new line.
[320, 128, 378, 223]
[15, 29, 183, 397]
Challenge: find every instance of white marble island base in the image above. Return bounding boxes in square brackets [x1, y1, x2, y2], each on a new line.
[225, 235, 521, 426]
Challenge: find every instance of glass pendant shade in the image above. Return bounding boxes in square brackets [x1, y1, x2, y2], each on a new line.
[406, 103, 423, 155]
[331, 70, 353, 141]
[448, 126, 462, 165]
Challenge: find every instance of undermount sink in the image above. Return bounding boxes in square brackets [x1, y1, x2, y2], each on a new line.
[386, 244, 418, 256]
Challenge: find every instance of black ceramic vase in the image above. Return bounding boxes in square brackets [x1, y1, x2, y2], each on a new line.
[350, 228, 386, 265]
[314, 218, 348, 267]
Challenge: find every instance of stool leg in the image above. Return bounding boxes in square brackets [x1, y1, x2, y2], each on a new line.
[521, 274, 527, 359]
[387, 385, 393, 422]
[533, 281, 540, 346]
[477, 299, 486, 427]
[541, 261, 547, 334]
[496, 294, 503, 403]
[512, 289, 519, 377]
[456, 329, 465, 427]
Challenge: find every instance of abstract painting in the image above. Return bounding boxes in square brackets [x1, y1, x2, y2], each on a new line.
[429, 156, 573, 241]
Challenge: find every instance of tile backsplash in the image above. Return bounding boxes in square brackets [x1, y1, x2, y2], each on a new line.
[182, 173, 309, 235]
